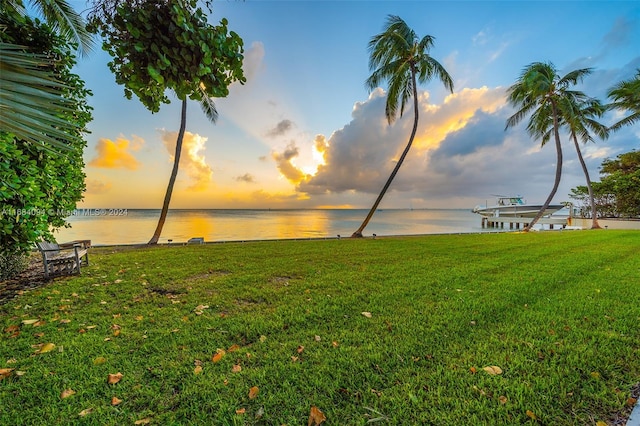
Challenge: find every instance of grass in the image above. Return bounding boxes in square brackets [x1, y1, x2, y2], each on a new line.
[1, 230, 639, 425]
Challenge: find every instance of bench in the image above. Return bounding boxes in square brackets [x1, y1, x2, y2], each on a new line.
[36, 240, 90, 278]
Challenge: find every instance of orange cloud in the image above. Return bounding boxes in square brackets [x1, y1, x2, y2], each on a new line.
[160, 130, 213, 191]
[271, 142, 310, 185]
[88, 136, 143, 170]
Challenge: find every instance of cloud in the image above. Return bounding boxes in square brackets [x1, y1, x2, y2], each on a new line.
[88, 136, 143, 170]
[272, 141, 310, 185]
[602, 16, 637, 49]
[160, 130, 213, 191]
[84, 178, 112, 194]
[266, 119, 294, 138]
[235, 173, 256, 183]
[243, 41, 265, 82]
[298, 86, 508, 195]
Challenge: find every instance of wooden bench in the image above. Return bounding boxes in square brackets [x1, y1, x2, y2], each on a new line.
[36, 240, 90, 278]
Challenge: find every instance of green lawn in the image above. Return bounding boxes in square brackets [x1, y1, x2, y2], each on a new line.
[1, 230, 639, 425]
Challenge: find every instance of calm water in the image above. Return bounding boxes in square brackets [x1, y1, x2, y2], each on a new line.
[54, 209, 495, 246]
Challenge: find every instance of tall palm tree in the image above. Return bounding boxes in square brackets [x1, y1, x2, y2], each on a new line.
[505, 62, 592, 231]
[607, 69, 640, 131]
[538, 98, 609, 228]
[0, 0, 94, 152]
[351, 15, 453, 238]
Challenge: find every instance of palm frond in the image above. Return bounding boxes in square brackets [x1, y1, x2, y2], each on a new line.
[30, 0, 96, 56]
[0, 43, 81, 152]
[197, 85, 218, 124]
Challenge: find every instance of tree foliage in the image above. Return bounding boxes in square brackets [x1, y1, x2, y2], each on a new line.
[0, 13, 92, 256]
[570, 150, 640, 218]
[90, 0, 245, 116]
[607, 69, 640, 131]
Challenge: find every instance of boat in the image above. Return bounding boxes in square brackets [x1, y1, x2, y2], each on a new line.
[472, 195, 565, 218]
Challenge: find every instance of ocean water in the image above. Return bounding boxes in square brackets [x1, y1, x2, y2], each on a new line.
[53, 208, 496, 246]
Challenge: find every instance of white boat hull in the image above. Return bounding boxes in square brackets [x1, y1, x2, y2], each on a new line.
[473, 204, 565, 218]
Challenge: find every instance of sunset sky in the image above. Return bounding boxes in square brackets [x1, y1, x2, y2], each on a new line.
[75, 1, 640, 210]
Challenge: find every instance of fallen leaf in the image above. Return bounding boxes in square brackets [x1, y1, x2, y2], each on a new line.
[248, 386, 259, 399]
[498, 395, 508, 404]
[107, 372, 123, 384]
[314, 335, 321, 342]
[134, 418, 151, 425]
[526, 410, 537, 420]
[59, 319, 71, 324]
[291, 356, 299, 362]
[255, 406, 264, 419]
[194, 305, 209, 315]
[596, 422, 607, 426]
[61, 389, 76, 399]
[111, 396, 123, 406]
[235, 408, 246, 415]
[0, 368, 14, 379]
[332, 341, 339, 348]
[232, 364, 242, 373]
[86, 325, 97, 330]
[15, 370, 26, 376]
[93, 357, 107, 365]
[36, 343, 56, 354]
[590, 371, 601, 379]
[194, 365, 203, 375]
[259, 335, 267, 342]
[21, 319, 39, 325]
[308, 405, 327, 425]
[361, 312, 372, 318]
[212, 350, 226, 363]
[297, 345, 305, 354]
[78, 408, 93, 417]
[228, 344, 240, 352]
[469, 367, 477, 374]
[4, 325, 19, 333]
[135, 316, 143, 321]
[628, 397, 638, 407]
[483, 366, 503, 375]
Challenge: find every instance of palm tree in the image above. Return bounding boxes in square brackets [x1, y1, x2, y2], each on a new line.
[147, 96, 217, 245]
[538, 98, 609, 228]
[607, 69, 640, 131]
[505, 62, 592, 231]
[0, 0, 94, 152]
[351, 15, 453, 238]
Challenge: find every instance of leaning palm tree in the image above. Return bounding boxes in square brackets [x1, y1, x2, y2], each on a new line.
[607, 69, 640, 131]
[505, 62, 593, 232]
[538, 98, 609, 228]
[351, 15, 453, 238]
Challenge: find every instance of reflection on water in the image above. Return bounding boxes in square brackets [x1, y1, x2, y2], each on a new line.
[54, 209, 491, 245]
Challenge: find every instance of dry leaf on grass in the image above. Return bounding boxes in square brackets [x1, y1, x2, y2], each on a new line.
[212, 349, 226, 363]
[134, 418, 151, 425]
[35, 343, 56, 354]
[111, 396, 123, 406]
[107, 372, 123, 384]
[232, 364, 242, 373]
[93, 357, 107, 365]
[526, 410, 537, 420]
[308, 406, 327, 425]
[361, 312, 372, 318]
[0, 368, 14, 379]
[21, 319, 39, 325]
[61, 389, 76, 399]
[194, 365, 203, 375]
[483, 366, 503, 375]
[78, 408, 93, 417]
[235, 408, 246, 415]
[248, 386, 259, 399]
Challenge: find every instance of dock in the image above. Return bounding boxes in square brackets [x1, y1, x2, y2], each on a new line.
[481, 216, 569, 230]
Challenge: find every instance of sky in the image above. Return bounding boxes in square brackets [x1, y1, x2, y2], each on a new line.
[73, 0, 640, 210]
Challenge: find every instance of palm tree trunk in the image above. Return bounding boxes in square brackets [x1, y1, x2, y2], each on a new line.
[148, 99, 187, 244]
[352, 70, 419, 238]
[524, 104, 563, 232]
[571, 133, 600, 229]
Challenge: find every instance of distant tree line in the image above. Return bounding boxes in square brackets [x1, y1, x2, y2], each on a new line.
[570, 150, 640, 219]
